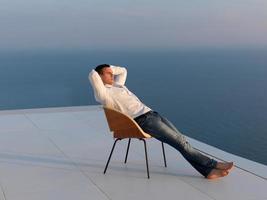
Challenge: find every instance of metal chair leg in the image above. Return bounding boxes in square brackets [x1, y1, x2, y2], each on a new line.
[124, 138, 131, 163]
[161, 142, 167, 167]
[140, 138, 150, 179]
[104, 138, 121, 174]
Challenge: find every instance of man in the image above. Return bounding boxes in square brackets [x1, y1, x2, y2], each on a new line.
[88, 64, 234, 179]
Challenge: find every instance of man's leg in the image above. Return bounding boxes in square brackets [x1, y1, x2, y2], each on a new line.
[135, 111, 222, 178]
[160, 114, 234, 172]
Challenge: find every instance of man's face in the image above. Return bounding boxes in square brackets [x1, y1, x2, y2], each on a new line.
[100, 67, 114, 85]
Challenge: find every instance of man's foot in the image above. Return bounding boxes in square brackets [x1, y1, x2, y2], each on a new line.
[216, 162, 234, 172]
[206, 169, 229, 179]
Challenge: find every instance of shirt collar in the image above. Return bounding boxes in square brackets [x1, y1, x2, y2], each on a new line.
[105, 84, 113, 88]
[105, 83, 124, 88]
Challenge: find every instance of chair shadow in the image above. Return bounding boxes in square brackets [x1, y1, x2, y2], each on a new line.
[0, 152, 202, 179]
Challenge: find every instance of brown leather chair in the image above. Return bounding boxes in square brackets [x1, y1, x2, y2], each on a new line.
[103, 106, 167, 178]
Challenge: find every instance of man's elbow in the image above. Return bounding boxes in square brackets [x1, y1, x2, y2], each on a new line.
[88, 70, 95, 81]
[121, 67, 127, 73]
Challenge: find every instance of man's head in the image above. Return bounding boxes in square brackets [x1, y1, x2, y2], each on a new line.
[95, 64, 114, 85]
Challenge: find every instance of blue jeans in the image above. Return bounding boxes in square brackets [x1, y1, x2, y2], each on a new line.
[134, 111, 217, 177]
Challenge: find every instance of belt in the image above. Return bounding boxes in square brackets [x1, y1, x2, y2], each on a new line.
[134, 110, 154, 121]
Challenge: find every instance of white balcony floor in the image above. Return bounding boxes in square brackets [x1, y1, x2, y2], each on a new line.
[0, 105, 266, 200]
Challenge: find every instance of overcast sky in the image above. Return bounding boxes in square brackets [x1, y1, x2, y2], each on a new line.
[1, 0, 267, 50]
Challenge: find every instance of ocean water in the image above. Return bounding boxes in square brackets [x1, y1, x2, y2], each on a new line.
[1, 49, 267, 165]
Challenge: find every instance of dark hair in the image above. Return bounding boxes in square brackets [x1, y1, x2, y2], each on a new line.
[95, 64, 110, 74]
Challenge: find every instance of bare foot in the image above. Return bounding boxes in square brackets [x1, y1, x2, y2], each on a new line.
[216, 162, 234, 172]
[206, 169, 229, 179]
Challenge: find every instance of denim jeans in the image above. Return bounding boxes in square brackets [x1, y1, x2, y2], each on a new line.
[134, 111, 217, 177]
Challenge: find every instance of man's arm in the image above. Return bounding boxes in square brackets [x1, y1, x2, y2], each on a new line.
[110, 65, 127, 86]
[88, 69, 108, 104]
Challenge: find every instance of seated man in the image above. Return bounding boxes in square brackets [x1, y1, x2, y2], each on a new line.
[88, 64, 234, 179]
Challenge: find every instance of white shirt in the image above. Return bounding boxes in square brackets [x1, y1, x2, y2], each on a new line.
[88, 65, 152, 118]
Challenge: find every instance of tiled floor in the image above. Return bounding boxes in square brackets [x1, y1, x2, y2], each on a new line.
[0, 105, 266, 200]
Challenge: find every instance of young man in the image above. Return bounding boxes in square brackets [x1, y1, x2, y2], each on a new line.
[88, 64, 234, 179]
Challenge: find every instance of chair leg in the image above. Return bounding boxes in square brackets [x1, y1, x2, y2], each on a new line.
[104, 138, 121, 174]
[140, 138, 150, 179]
[124, 138, 131, 164]
[161, 142, 167, 167]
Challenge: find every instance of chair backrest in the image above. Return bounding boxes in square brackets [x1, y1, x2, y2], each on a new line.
[103, 106, 151, 139]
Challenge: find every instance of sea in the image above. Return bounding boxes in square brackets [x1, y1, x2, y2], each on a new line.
[0, 48, 267, 165]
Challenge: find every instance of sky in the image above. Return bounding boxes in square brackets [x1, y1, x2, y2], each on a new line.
[1, 0, 267, 50]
